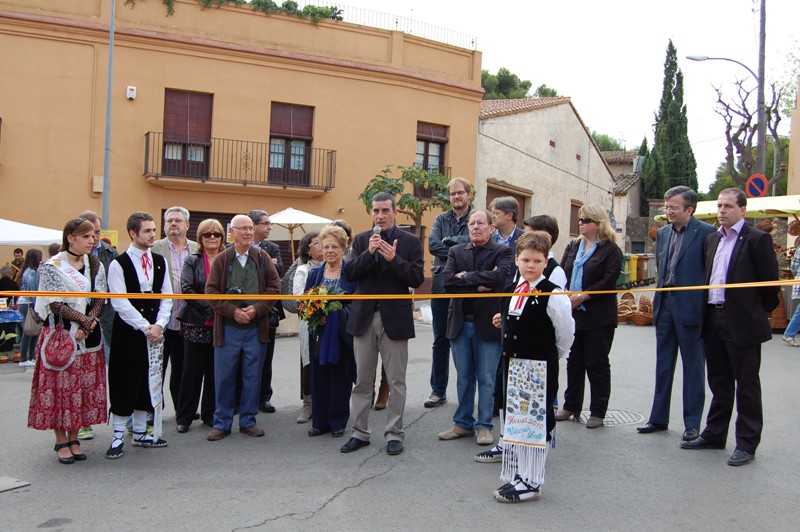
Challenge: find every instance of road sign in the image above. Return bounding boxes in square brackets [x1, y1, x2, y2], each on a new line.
[745, 174, 768, 198]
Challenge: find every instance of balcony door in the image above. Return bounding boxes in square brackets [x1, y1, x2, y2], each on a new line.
[269, 102, 313, 186]
[163, 90, 213, 178]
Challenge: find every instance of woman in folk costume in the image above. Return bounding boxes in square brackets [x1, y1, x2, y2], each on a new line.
[491, 232, 574, 502]
[28, 218, 107, 464]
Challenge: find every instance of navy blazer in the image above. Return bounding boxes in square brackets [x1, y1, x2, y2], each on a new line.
[443, 240, 513, 341]
[701, 223, 779, 346]
[653, 216, 717, 326]
[344, 225, 424, 340]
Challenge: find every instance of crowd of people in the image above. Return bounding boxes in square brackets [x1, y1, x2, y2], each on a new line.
[1, 182, 779, 503]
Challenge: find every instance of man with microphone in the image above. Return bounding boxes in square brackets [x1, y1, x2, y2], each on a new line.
[342, 192, 424, 456]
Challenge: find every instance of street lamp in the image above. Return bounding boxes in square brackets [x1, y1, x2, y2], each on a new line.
[686, 54, 767, 180]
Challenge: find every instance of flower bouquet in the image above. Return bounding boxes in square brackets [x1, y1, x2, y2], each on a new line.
[298, 285, 343, 333]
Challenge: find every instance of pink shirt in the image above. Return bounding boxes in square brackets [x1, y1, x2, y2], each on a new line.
[708, 218, 745, 304]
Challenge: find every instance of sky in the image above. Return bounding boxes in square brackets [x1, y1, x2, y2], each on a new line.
[334, 0, 799, 192]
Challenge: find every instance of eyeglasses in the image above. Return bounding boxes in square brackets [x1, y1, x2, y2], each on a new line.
[449, 190, 468, 197]
[578, 217, 597, 224]
[202, 232, 223, 239]
[310, 241, 321, 246]
[231, 226, 254, 232]
[255, 221, 273, 226]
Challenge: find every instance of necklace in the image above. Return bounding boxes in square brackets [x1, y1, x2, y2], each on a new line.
[66, 248, 83, 258]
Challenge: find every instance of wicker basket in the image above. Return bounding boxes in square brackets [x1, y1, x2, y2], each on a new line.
[789, 215, 800, 237]
[631, 312, 653, 326]
[638, 294, 653, 316]
[618, 292, 636, 324]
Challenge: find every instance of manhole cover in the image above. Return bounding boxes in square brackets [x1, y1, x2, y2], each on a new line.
[573, 409, 644, 427]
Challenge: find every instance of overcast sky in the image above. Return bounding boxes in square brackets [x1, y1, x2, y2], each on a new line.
[336, 0, 798, 192]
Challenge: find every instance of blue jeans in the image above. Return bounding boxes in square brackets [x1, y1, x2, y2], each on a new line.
[214, 325, 265, 432]
[17, 303, 39, 362]
[429, 294, 451, 397]
[785, 302, 800, 338]
[450, 321, 501, 432]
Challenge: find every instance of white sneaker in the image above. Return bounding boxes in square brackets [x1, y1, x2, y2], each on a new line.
[19, 360, 35, 367]
[782, 335, 799, 347]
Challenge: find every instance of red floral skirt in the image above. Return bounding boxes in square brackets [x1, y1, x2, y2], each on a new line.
[27, 330, 108, 431]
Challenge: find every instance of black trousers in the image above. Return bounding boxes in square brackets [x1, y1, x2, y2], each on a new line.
[563, 325, 615, 418]
[701, 307, 763, 454]
[162, 328, 185, 408]
[259, 326, 277, 403]
[109, 335, 153, 416]
[176, 337, 215, 426]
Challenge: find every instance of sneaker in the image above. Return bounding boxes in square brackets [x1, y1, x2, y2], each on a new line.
[438, 426, 475, 440]
[475, 445, 505, 463]
[493, 475, 541, 503]
[424, 394, 447, 408]
[477, 429, 494, 446]
[782, 335, 799, 347]
[77, 427, 94, 440]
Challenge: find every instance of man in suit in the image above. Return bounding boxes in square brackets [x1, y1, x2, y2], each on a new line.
[248, 209, 285, 414]
[490, 196, 524, 253]
[152, 206, 197, 412]
[425, 177, 474, 409]
[341, 191, 424, 456]
[437, 209, 512, 447]
[638, 187, 716, 441]
[681, 188, 779, 467]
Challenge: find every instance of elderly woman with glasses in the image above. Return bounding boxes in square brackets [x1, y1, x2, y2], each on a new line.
[557, 206, 622, 429]
[174, 219, 226, 433]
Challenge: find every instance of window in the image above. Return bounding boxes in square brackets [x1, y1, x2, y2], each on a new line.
[416, 121, 448, 174]
[162, 90, 213, 178]
[269, 103, 313, 185]
[569, 202, 582, 236]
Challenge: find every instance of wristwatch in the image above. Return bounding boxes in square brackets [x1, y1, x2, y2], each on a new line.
[459, 271, 467, 280]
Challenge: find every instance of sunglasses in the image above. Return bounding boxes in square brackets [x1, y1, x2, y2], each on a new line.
[578, 217, 597, 224]
[202, 231, 224, 239]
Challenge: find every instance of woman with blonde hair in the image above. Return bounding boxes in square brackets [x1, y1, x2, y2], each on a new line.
[175, 218, 226, 433]
[28, 218, 107, 463]
[557, 205, 622, 429]
[292, 231, 322, 423]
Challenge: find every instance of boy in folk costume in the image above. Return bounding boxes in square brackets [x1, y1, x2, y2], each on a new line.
[490, 231, 574, 502]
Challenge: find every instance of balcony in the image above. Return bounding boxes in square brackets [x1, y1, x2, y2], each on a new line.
[144, 132, 336, 198]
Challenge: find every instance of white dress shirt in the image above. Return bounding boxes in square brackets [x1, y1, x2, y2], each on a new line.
[108, 245, 173, 332]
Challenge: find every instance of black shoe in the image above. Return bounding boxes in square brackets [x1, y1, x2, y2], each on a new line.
[67, 440, 87, 461]
[331, 429, 345, 438]
[340, 437, 370, 453]
[637, 423, 668, 434]
[682, 428, 700, 441]
[193, 412, 201, 420]
[54, 442, 75, 464]
[727, 449, 754, 466]
[680, 436, 725, 450]
[308, 427, 330, 437]
[387, 440, 404, 456]
[259, 401, 276, 413]
[177, 424, 190, 434]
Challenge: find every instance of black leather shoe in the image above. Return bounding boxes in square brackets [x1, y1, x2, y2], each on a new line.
[176, 424, 190, 434]
[637, 423, 668, 434]
[340, 437, 370, 453]
[682, 428, 700, 441]
[727, 449, 754, 466]
[387, 440, 404, 456]
[308, 427, 330, 437]
[259, 401, 276, 413]
[331, 429, 345, 438]
[193, 412, 201, 420]
[680, 436, 725, 450]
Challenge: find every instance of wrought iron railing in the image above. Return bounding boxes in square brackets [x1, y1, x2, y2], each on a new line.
[144, 132, 336, 190]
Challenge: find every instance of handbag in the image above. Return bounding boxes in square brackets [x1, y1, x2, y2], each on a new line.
[23, 308, 43, 336]
[39, 310, 77, 371]
[280, 259, 302, 314]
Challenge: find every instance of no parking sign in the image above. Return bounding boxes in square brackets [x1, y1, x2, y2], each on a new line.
[745, 174, 768, 198]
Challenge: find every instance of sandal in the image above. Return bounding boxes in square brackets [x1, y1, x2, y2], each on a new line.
[54, 442, 75, 465]
[105, 435, 124, 460]
[132, 431, 168, 448]
[493, 475, 541, 503]
[67, 440, 87, 461]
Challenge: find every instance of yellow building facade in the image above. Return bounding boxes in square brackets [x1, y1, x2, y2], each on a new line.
[0, 0, 482, 261]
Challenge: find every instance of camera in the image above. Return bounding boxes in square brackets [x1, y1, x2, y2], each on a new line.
[226, 286, 243, 295]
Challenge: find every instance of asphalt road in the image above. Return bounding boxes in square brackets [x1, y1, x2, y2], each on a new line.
[1, 314, 798, 531]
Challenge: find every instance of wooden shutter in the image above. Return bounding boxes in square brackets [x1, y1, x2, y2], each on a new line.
[270, 103, 313, 141]
[417, 121, 448, 143]
[163, 90, 213, 142]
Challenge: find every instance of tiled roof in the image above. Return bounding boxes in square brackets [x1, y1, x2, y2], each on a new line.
[614, 173, 640, 195]
[479, 97, 572, 119]
[602, 151, 640, 164]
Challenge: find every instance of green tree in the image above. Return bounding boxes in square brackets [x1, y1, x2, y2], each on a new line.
[358, 165, 451, 238]
[638, 137, 648, 156]
[591, 130, 624, 151]
[533, 84, 559, 98]
[703, 136, 790, 199]
[481, 68, 532, 99]
[641, 40, 698, 214]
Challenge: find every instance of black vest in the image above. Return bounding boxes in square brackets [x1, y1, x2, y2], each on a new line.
[501, 278, 558, 361]
[111, 251, 166, 331]
[544, 257, 559, 280]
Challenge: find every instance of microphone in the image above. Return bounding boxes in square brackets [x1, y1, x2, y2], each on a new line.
[372, 225, 381, 263]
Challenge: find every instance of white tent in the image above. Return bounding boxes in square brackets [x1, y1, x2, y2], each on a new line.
[0, 218, 63, 246]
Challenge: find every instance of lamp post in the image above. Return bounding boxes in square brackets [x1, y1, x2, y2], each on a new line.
[686, 0, 767, 181]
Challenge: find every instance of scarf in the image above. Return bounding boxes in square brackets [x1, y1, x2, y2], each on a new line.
[147, 338, 165, 441]
[569, 239, 598, 312]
